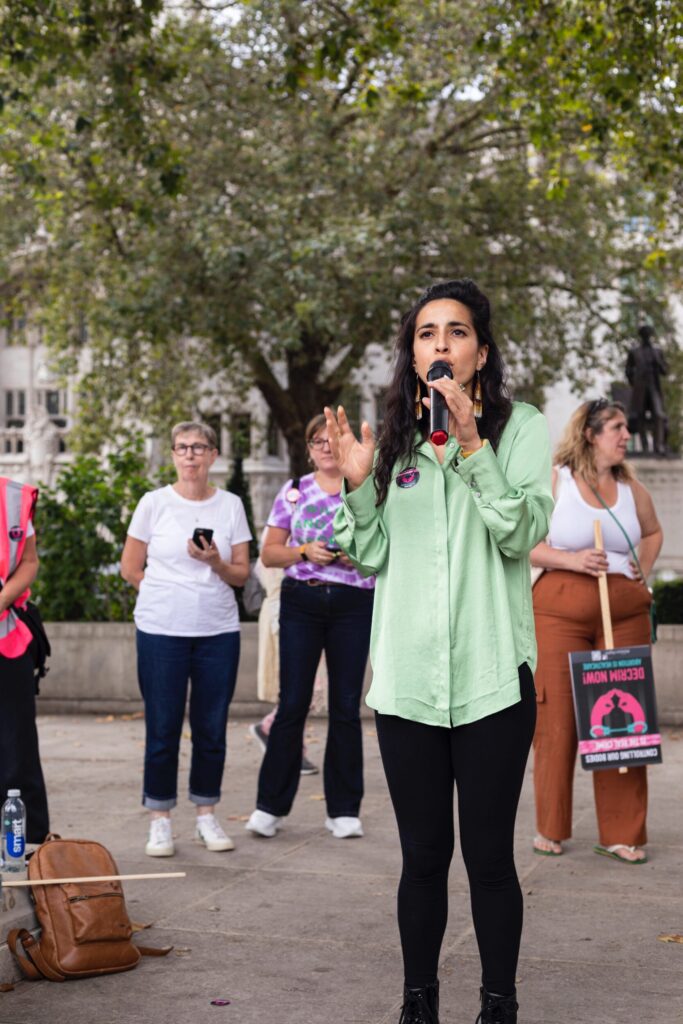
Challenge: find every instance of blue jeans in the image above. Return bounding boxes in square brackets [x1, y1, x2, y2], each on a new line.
[257, 579, 373, 818]
[136, 629, 240, 810]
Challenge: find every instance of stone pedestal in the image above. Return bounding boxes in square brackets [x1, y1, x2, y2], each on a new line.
[631, 457, 683, 576]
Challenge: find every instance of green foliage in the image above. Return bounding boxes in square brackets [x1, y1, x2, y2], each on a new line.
[0, 1, 680, 474]
[32, 439, 173, 621]
[652, 579, 683, 625]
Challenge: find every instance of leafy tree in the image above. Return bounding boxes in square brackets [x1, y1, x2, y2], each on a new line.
[1, 1, 680, 471]
[32, 439, 173, 621]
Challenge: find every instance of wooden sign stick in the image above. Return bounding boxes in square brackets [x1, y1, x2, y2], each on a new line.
[594, 520, 614, 649]
[1, 872, 186, 888]
[594, 520, 628, 773]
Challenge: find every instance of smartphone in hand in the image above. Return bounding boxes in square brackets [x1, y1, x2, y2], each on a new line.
[192, 527, 214, 548]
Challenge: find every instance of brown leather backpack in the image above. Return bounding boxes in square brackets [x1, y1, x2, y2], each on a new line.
[8, 835, 169, 981]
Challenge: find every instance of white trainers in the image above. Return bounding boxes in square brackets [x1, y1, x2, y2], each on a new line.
[195, 813, 235, 852]
[145, 816, 175, 857]
[245, 809, 282, 838]
[325, 816, 364, 839]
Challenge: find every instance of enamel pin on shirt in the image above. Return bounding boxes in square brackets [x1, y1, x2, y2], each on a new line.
[396, 468, 420, 489]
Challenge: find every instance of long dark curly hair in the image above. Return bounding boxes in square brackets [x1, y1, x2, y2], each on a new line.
[374, 279, 512, 506]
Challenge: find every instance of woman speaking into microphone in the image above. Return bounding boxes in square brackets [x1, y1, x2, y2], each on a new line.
[325, 279, 553, 1024]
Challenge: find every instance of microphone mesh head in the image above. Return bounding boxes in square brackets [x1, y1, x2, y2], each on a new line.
[427, 360, 453, 381]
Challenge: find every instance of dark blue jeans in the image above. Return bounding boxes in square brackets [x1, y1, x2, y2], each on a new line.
[257, 579, 373, 819]
[136, 629, 240, 810]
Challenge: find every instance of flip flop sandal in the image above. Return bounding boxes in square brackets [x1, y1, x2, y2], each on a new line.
[594, 844, 648, 864]
[533, 835, 562, 857]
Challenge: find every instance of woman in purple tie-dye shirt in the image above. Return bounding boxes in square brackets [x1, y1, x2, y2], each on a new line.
[246, 414, 374, 841]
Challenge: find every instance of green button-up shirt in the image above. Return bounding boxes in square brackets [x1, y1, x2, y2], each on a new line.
[334, 402, 553, 727]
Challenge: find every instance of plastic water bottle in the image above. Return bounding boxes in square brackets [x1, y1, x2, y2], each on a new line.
[1, 790, 27, 873]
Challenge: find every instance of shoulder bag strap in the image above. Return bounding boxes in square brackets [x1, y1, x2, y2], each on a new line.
[587, 484, 644, 577]
[588, 483, 657, 644]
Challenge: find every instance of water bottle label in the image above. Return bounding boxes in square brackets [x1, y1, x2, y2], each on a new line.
[6, 825, 25, 858]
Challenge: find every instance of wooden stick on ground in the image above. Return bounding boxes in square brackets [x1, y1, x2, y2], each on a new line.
[593, 520, 614, 649]
[1, 872, 186, 888]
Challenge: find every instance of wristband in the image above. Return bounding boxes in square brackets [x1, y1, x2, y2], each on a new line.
[461, 438, 488, 459]
[298, 545, 309, 562]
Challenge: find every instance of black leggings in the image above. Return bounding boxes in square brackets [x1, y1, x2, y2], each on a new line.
[375, 664, 536, 994]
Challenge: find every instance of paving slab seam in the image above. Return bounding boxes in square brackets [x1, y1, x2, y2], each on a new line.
[138, 923, 401, 955]
[522, 885, 683, 906]
[518, 950, 683, 966]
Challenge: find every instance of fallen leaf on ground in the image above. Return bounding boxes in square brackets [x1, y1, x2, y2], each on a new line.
[131, 920, 153, 932]
[308, 794, 325, 801]
[121, 711, 144, 720]
[175, 947, 192, 956]
[365, 728, 377, 737]
[182, 731, 192, 739]
[658, 933, 683, 944]
[207, 906, 221, 912]
[95, 715, 115, 723]
[227, 815, 250, 821]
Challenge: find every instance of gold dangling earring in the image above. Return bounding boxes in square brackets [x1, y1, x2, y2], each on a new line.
[414, 373, 423, 420]
[473, 370, 483, 419]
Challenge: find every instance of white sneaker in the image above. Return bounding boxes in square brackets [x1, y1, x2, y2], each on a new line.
[325, 816, 364, 839]
[195, 814, 235, 852]
[145, 816, 175, 857]
[245, 809, 282, 838]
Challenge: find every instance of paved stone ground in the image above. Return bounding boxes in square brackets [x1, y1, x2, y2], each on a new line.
[1, 715, 681, 1023]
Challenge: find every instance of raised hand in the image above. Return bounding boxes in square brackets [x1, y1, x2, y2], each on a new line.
[324, 405, 375, 491]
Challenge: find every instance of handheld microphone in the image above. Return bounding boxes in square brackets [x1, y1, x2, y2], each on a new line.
[427, 360, 453, 446]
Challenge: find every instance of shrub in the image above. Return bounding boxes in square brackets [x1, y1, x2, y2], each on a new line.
[32, 440, 173, 621]
[652, 578, 683, 625]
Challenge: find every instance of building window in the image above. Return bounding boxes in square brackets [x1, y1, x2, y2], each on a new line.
[5, 389, 26, 427]
[202, 413, 222, 453]
[338, 385, 362, 431]
[266, 414, 280, 457]
[37, 388, 70, 452]
[2, 390, 27, 453]
[231, 414, 251, 459]
[374, 387, 390, 435]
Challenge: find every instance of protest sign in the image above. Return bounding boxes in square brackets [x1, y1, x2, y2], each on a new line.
[569, 645, 662, 771]
[568, 520, 662, 772]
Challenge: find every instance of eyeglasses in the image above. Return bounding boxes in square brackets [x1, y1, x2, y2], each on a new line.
[308, 437, 332, 450]
[586, 398, 609, 420]
[172, 443, 212, 455]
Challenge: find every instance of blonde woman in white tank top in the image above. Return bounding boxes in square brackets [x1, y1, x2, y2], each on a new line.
[530, 399, 662, 864]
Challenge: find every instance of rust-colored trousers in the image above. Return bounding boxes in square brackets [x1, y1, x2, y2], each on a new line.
[533, 571, 651, 847]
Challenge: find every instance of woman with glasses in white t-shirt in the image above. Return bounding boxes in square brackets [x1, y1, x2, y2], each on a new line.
[121, 421, 252, 857]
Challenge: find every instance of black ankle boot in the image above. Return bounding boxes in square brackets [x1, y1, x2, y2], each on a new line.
[398, 980, 440, 1023]
[475, 987, 518, 1023]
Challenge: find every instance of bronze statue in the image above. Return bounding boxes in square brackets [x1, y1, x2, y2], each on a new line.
[625, 324, 668, 455]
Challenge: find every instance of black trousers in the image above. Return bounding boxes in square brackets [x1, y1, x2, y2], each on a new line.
[375, 664, 536, 994]
[0, 651, 50, 844]
[257, 579, 373, 818]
